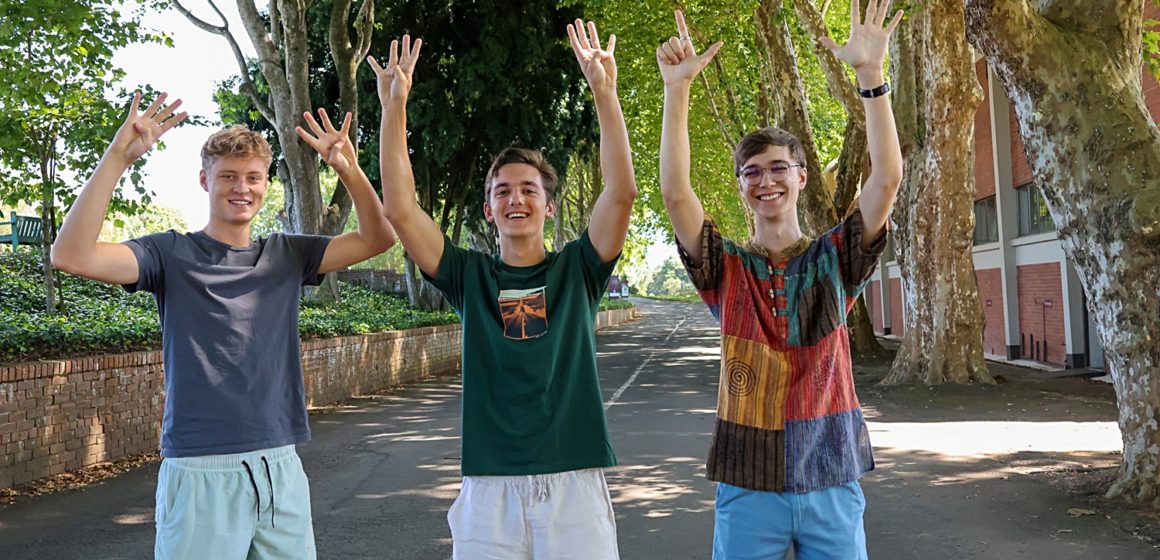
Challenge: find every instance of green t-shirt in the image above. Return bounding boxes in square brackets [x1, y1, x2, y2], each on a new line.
[424, 230, 618, 476]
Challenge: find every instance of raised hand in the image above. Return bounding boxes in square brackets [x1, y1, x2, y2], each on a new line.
[567, 19, 618, 96]
[109, 92, 187, 166]
[819, 0, 902, 72]
[656, 10, 723, 87]
[296, 109, 356, 174]
[367, 35, 423, 106]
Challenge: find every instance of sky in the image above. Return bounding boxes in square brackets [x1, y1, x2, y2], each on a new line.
[112, 2, 256, 229]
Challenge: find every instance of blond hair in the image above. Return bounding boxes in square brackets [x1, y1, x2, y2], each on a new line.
[200, 125, 274, 171]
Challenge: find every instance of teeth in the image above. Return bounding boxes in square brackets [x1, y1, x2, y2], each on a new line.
[229, 200, 251, 206]
[757, 193, 784, 201]
[507, 213, 528, 218]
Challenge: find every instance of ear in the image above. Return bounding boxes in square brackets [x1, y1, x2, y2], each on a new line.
[199, 169, 209, 192]
[546, 198, 557, 218]
[483, 200, 494, 223]
[797, 167, 808, 189]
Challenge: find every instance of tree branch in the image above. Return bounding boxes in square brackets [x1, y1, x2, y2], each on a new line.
[170, 0, 275, 123]
[791, 0, 864, 120]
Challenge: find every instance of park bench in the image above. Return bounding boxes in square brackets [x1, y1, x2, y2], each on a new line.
[1, 211, 42, 249]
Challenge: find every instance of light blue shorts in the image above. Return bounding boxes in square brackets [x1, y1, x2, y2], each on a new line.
[154, 445, 316, 560]
[712, 481, 867, 560]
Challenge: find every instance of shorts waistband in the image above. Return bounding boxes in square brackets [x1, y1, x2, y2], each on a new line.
[164, 445, 297, 471]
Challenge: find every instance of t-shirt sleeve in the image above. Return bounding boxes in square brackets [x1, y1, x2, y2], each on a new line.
[829, 209, 888, 296]
[574, 229, 618, 303]
[282, 233, 333, 286]
[122, 231, 177, 294]
[422, 234, 469, 311]
[677, 219, 727, 306]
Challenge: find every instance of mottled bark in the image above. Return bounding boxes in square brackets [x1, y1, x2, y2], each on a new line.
[967, 0, 1160, 507]
[884, 2, 992, 385]
[754, 0, 836, 236]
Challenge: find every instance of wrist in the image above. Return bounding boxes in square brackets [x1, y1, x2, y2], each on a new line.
[855, 69, 886, 89]
[101, 150, 134, 172]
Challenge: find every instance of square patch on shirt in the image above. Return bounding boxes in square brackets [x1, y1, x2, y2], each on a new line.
[717, 335, 791, 431]
[499, 287, 549, 340]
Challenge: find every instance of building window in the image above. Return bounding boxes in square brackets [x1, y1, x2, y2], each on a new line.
[1016, 183, 1054, 236]
[974, 196, 999, 245]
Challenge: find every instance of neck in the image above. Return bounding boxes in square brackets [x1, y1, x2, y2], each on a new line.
[751, 211, 805, 255]
[202, 219, 253, 248]
[498, 233, 547, 267]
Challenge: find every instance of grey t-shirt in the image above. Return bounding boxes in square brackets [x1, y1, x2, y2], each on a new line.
[124, 230, 331, 457]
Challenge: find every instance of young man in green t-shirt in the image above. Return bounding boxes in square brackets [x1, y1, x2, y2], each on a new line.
[369, 21, 637, 560]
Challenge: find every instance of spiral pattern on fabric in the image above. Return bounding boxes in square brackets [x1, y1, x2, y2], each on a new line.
[726, 359, 757, 397]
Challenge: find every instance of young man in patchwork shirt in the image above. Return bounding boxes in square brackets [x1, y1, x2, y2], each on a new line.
[655, 3, 903, 558]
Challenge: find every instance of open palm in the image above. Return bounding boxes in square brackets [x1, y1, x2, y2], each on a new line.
[568, 19, 617, 94]
[110, 92, 186, 164]
[296, 109, 355, 173]
[368, 35, 423, 105]
[820, 0, 903, 70]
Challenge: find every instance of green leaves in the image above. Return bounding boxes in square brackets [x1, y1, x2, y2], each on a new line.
[0, 250, 459, 363]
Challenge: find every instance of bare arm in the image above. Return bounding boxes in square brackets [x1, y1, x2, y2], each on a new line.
[821, 0, 904, 248]
[51, 93, 187, 284]
[294, 109, 397, 274]
[567, 20, 638, 263]
[369, 36, 445, 278]
[656, 11, 722, 265]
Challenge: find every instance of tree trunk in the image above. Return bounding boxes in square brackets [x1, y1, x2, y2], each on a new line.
[754, 0, 836, 236]
[402, 253, 445, 311]
[38, 152, 56, 313]
[966, 0, 1160, 507]
[884, 2, 992, 385]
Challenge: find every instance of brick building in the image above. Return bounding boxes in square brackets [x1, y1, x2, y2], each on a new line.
[865, 11, 1159, 369]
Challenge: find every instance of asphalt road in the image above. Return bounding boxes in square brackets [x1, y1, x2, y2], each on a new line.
[0, 298, 1155, 559]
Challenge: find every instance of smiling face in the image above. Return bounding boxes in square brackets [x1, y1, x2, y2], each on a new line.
[737, 145, 806, 222]
[200, 155, 269, 227]
[483, 162, 555, 241]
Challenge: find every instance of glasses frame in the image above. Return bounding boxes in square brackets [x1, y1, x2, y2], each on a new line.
[738, 161, 803, 187]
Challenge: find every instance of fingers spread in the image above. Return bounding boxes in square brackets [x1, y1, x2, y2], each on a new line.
[367, 55, 383, 74]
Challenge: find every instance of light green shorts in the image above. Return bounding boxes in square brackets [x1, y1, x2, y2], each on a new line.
[154, 445, 316, 559]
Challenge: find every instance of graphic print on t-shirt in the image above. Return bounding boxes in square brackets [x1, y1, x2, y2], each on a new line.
[498, 287, 548, 340]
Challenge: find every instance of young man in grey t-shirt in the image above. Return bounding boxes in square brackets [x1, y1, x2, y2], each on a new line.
[52, 93, 396, 559]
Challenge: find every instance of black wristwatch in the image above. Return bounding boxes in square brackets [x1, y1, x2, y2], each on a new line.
[858, 83, 891, 98]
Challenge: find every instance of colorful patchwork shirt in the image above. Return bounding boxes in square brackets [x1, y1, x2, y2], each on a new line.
[678, 210, 887, 493]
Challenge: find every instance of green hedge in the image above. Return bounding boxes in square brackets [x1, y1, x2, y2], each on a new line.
[1, 250, 633, 363]
[0, 250, 459, 363]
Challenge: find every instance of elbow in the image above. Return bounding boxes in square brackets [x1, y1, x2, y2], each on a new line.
[49, 245, 74, 274]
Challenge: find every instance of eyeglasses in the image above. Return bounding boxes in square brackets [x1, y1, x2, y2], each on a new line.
[738, 162, 802, 186]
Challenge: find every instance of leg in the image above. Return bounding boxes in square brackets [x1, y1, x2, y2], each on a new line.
[528, 469, 620, 560]
[248, 447, 317, 559]
[711, 482, 793, 560]
[793, 481, 867, 560]
[449, 475, 533, 560]
[154, 457, 257, 560]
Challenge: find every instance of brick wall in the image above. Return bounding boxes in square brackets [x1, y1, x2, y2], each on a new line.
[1016, 263, 1066, 366]
[1009, 104, 1035, 188]
[975, 268, 1006, 357]
[0, 307, 638, 489]
[889, 278, 904, 336]
[975, 60, 996, 200]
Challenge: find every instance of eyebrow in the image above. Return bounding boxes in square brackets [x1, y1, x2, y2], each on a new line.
[743, 160, 794, 169]
[493, 180, 541, 189]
